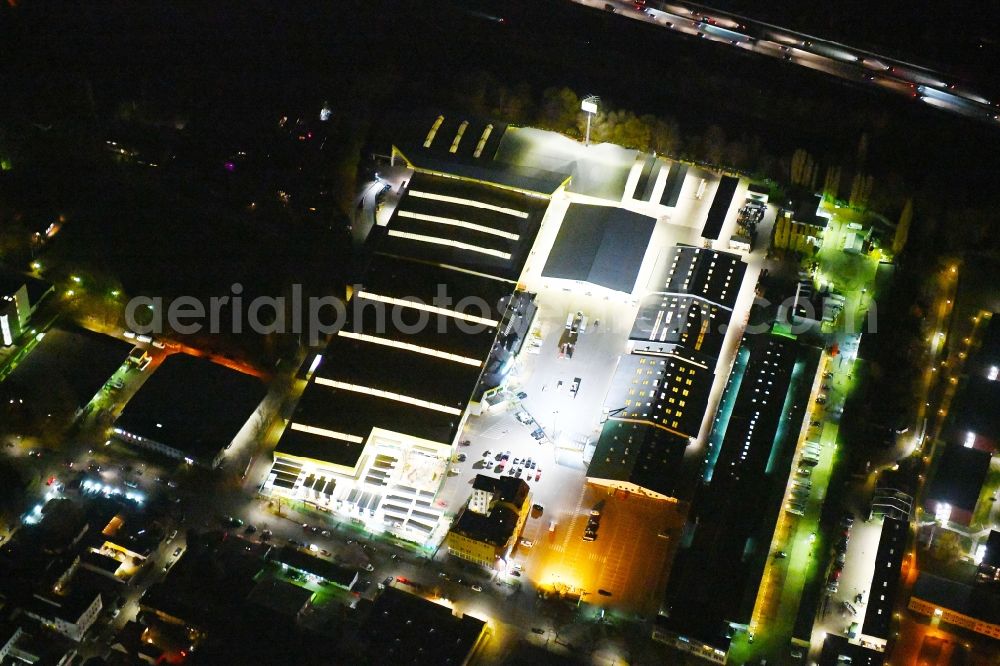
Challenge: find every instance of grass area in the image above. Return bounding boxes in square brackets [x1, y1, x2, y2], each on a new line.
[971, 465, 1000, 529]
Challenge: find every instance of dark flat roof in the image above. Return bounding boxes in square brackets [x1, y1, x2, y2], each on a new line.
[0, 326, 132, 420]
[817, 634, 883, 666]
[272, 547, 357, 587]
[115, 353, 265, 462]
[247, 578, 313, 616]
[970, 315, 1000, 372]
[542, 204, 655, 293]
[949, 376, 1000, 448]
[662, 332, 803, 648]
[982, 530, 1000, 569]
[451, 504, 521, 548]
[383, 172, 548, 281]
[660, 163, 688, 207]
[316, 331, 480, 411]
[925, 444, 991, 513]
[80, 550, 121, 575]
[398, 149, 569, 196]
[861, 517, 907, 639]
[587, 420, 689, 499]
[912, 572, 1000, 625]
[277, 377, 459, 464]
[363, 253, 511, 322]
[362, 587, 485, 666]
[702, 176, 739, 240]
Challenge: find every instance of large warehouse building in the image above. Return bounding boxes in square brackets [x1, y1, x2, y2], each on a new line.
[263, 114, 565, 545]
[586, 245, 747, 501]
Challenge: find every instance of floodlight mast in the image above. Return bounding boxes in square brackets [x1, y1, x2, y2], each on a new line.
[581, 96, 599, 146]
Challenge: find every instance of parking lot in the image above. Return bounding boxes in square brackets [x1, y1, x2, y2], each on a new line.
[813, 517, 883, 646]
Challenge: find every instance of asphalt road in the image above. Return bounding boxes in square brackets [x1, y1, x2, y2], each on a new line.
[576, 0, 1000, 125]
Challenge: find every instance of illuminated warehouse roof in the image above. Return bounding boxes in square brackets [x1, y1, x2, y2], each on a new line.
[587, 244, 748, 501]
[541, 203, 656, 293]
[273, 164, 553, 473]
[656, 244, 746, 310]
[602, 349, 713, 440]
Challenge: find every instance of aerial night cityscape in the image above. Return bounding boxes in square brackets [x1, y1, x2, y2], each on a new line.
[2, 2, 1000, 665]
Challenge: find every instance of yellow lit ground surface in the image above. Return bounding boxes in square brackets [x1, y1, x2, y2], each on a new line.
[521, 486, 685, 615]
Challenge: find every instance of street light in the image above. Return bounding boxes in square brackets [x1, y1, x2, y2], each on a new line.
[581, 96, 599, 146]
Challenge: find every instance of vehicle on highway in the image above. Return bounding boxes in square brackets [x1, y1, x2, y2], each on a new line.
[591, 500, 605, 517]
[173, 547, 182, 557]
[549, 520, 557, 532]
[597, 589, 612, 596]
[520, 539, 533, 548]
[471, 584, 482, 592]
[774, 551, 787, 559]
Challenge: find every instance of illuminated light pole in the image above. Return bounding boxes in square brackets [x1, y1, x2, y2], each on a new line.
[581, 96, 599, 146]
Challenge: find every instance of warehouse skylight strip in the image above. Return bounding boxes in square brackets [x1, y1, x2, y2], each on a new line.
[407, 190, 529, 218]
[290, 423, 364, 444]
[314, 377, 463, 416]
[337, 330, 482, 367]
[398, 210, 520, 240]
[355, 291, 499, 327]
[387, 230, 512, 260]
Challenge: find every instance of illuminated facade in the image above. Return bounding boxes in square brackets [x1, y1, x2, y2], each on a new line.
[0, 269, 52, 347]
